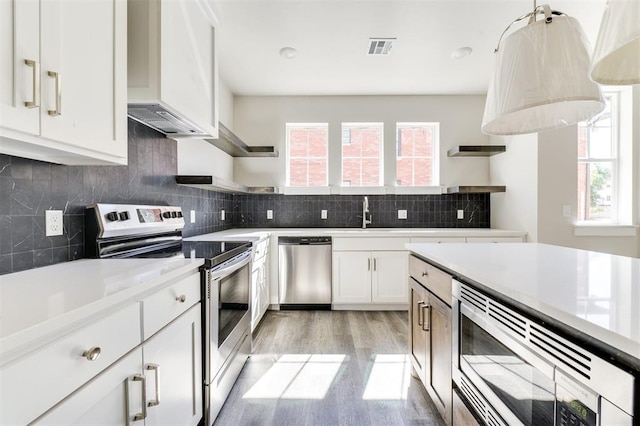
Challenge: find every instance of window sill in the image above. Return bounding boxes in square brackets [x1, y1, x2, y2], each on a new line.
[574, 224, 639, 237]
[282, 186, 445, 195]
[283, 187, 331, 195]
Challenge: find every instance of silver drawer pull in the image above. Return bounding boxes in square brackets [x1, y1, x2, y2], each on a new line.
[421, 271, 428, 277]
[421, 305, 431, 332]
[146, 364, 161, 407]
[417, 301, 425, 326]
[176, 294, 186, 303]
[24, 59, 40, 108]
[132, 374, 147, 420]
[47, 70, 62, 116]
[81, 346, 101, 361]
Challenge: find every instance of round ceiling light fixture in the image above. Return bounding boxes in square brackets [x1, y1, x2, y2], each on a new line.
[451, 46, 473, 60]
[279, 47, 298, 59]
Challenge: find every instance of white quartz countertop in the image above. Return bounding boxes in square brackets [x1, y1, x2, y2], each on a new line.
[407, 242, 640, 364]
[186, 228, 526, 240]
[0, 258, 203, 363]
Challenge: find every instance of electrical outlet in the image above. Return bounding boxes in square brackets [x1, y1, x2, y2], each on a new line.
[221, 210, 225, 221]
[267, 210, 273, 220]
[321, 210, 327, 219]
[398, 210, 407, 219]
[457, 209, 464, 220]
[45, 210, 63, 236]
[190, 210, 196, 223]
[562, 205, 571, 218]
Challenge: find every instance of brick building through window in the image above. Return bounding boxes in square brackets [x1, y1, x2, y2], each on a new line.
[341, 123, 383, 186]
[396, 123, 438, 186]
[286, 123, 328, 187]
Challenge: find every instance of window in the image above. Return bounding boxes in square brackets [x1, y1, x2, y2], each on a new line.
[341, 123, 383, 186]
[577, 93, 618, 222]
[396, 122, 439, 186]
[286, 123, 328, 187]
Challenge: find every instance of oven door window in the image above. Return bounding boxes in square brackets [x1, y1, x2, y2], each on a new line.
[218, 265, 250, 347]
[460, 315, 556, 426]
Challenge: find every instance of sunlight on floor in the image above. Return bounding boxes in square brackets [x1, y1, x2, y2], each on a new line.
[362, 354, 411, 400]
[243, 354, 346, 400]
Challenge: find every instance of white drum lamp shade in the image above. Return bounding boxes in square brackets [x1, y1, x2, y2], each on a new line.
[590, 0, 640, 85]
[482, 13, 605, 136]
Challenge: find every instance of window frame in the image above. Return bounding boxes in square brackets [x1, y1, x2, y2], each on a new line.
[340, 122, 384, 187]
[395, 122, 440, 187]
[577, 92, 620, 224]
[285, 122, 329, 189]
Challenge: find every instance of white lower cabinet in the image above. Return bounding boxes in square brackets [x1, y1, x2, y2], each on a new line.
[35, 304, 202, 425]
[333, 250, 408, 305]
[251, 238, 270, 332]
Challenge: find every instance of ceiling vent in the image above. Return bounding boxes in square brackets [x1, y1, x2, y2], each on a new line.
[367, 38, 395, 55]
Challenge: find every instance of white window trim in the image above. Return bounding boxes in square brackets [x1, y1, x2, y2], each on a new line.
[340, 122, 384, 187]
[395, 122, 440, 187]
[574, 224, 639, 237]
[285, 122, 329, 189]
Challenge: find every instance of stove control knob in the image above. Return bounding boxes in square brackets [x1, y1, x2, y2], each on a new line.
[171, 211, 177, 218]
[106, 211, 119, 222]
[176, 211, 183, 218]
[162, 211, 172, 219]
[119, 211, 130, 221]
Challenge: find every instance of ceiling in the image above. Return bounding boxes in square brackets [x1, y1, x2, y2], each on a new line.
[211, 0, 607, 96]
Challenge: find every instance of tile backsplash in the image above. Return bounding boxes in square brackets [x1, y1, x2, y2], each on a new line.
[0, 120, 234, 275]
[0, 119, 490, 275]
[234, 193, 489, 229]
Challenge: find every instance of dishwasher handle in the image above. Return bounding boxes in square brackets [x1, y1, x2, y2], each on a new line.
[278, 236, 332, 245]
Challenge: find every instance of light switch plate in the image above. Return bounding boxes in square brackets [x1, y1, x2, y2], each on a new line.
[398, 210, 407, 220]
[190, 210, 196, 223]
[45, 210, 63, 236]
[267, 210, 273, 220]
[321, 210, 327, 219]
[457, 209, 464, 220]
[221, 210, 225, 221]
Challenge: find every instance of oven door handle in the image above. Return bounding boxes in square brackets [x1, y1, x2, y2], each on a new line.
[208, 251, 252, 278]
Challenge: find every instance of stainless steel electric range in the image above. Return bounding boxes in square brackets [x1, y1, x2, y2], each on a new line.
[85, 203, 252, 426]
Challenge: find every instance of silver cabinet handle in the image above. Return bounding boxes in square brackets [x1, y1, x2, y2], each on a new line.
[24, 59, 39, 108]
[81, 346, 101, 361]
[47, 71, 61, 116]
[146, 363, 160, 407]
[421, 304, 431, 332]
[132, 374, 147, 421]
[175, 295, 186, 303]
[417, 301, 425, 326]
[373, 258, 377, 271]
[367, 258, 371, 271]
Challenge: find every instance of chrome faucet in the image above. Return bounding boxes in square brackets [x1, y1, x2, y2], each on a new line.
[362, 196, 372, 229]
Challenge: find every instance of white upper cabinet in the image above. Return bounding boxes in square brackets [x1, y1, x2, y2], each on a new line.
[0, 0, 127, 165]
[128, 0, 219, 139]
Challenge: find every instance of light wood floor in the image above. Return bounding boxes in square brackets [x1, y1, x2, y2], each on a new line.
[214, 310, 446, 426]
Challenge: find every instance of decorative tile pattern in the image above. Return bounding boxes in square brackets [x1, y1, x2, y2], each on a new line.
[0, 120, 491, 275]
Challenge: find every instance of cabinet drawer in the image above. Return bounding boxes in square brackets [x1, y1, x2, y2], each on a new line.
[409, 255, 452, 304]
[0, 303, 141, 425]
[142, 272, 200, 339]
[333, 237, 410, 251]
[466, 236, 523, 243]
[410, 237, 466, 244]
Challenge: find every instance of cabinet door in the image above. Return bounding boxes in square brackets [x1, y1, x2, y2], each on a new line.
[251, 262, 261, 331]
[427, 292, 452, 426]
[40, 0, 126, 159]
[371, 251, 408, 303]
[160, 0, 218, 136]
[143, 304, 202, 426]
[409, 279, 428, 380]
[0, 0, 39, 135]
[332, 251, 372, 303]
[33, 348, 145, 425]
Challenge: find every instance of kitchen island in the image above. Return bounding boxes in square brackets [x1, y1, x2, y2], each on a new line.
[407, 242, 639, 426]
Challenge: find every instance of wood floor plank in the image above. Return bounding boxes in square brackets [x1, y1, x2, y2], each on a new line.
[214, 310, 446, 426]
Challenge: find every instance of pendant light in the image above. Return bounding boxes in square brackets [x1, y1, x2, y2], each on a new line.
[590, 0, 640, 85]
[482, 4, 605, 136]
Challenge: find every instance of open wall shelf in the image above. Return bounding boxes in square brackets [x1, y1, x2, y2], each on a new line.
[447, 145, 506, 157]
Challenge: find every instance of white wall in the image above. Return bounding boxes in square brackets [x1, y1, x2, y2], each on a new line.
[490, 86, 640, 258]
[175, 79, 235, 180]
[231, 95, 490, 188]
[489, 133, 538, 240]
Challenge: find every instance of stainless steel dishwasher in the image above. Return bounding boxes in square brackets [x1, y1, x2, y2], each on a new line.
[278, 236, 332, 309]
